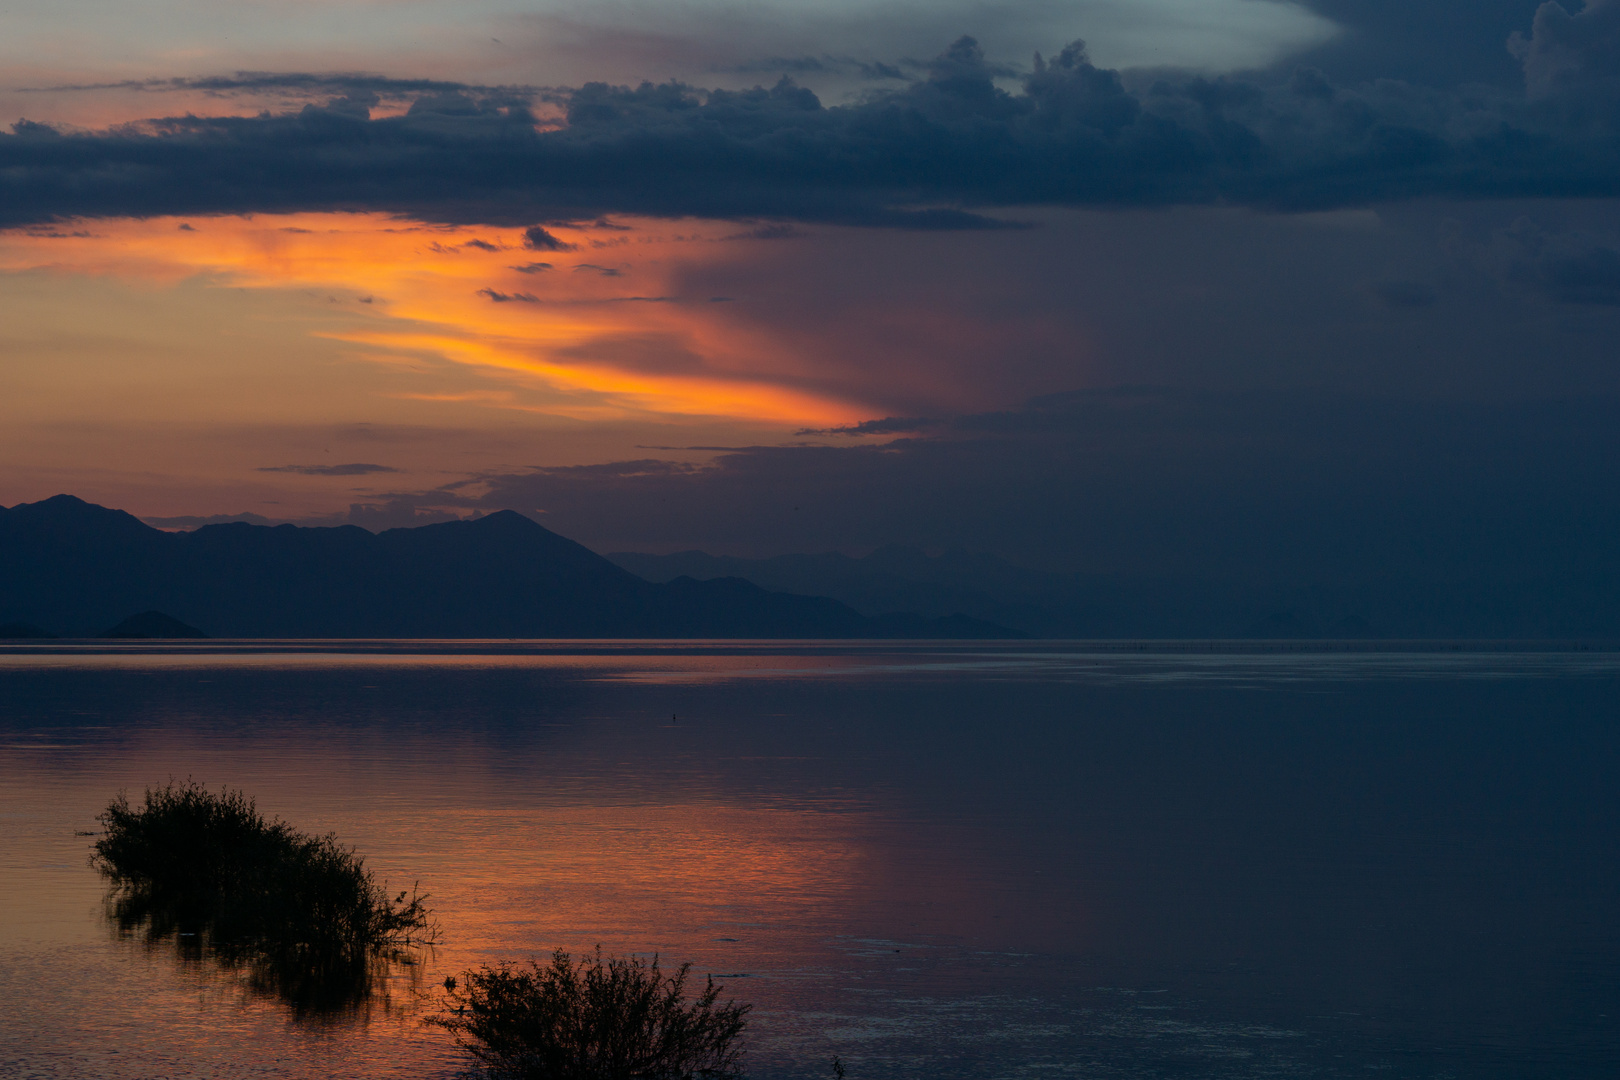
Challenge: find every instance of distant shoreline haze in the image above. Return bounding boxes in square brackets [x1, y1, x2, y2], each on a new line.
[0, 495, 1017, 639]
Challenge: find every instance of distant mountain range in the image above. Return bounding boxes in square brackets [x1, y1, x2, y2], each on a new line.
[0, 496, 1019, 639]
[608, 547, 1620, 640]
[6, 496, 1611, 640]
[608, 547, 1346, 638]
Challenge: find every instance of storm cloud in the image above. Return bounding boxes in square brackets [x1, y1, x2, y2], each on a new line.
[5, 12, 1620, 229]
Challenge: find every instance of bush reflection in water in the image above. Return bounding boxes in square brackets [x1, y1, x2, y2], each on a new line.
[93, 780, 436, 1017]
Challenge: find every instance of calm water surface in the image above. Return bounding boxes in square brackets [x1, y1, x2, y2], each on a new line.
[2, 642, 1618, 1078]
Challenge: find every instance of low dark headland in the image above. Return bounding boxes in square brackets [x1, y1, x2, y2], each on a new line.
[436, 949, 750, 1080]
[92, 782, 434, 1011]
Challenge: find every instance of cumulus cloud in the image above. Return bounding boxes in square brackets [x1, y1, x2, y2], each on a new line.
[1288, 1, 1539, 88]
[1511, 0, 1620, 101]
[3, 25, 1620, 229]
[719, 54, 911, 80]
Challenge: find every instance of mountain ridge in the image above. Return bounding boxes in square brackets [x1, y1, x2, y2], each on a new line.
[0, 496, 1021, 639]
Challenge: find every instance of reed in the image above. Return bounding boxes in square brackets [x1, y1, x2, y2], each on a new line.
[92, 781, 433, 1010]
[437, 948, 750, 1080]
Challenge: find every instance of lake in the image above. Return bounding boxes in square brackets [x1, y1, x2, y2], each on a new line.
[2, 642, 1617, 1078]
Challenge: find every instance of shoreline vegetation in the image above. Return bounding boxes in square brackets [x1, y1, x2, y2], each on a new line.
[434, 950, 751, 1080]
[91, 781, 435, 1013]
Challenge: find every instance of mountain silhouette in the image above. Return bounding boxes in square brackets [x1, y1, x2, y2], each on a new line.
[102, 611, 208, 638]
[0, 496, 1021, 639]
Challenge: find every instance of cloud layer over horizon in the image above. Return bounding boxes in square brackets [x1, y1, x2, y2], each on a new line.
[3, 4, 1620, 229]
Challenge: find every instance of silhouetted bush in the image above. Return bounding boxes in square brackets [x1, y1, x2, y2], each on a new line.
[437, 949, 750, 1079]
[92, 781, 433, 1011]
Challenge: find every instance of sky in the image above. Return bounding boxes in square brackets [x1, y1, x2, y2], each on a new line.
[3, 0, 1620, 594]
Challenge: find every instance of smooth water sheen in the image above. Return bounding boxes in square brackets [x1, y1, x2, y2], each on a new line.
[2, 642, 1618, 1078]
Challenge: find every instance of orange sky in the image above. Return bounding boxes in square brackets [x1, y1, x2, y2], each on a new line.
[1, 213, 871, 426]
[0, 213, 897, 518]
[0, 208, 1105, 524]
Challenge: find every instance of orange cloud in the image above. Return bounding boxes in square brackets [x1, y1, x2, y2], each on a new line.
[0, 213, 869, 428]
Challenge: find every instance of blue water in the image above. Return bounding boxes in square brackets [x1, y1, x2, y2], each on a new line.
[1, 642, 1617, 1078]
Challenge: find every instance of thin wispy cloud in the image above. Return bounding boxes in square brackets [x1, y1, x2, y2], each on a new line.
[22, 72, 518, 96]
[257, 462, 400, 476]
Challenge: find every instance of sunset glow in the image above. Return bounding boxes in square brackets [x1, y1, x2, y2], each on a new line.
[6, 3, 1620, 1076]
[0, 214, 867, 428]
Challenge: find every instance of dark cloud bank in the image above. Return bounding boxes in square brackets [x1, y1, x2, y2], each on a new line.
[5, 2, 1620, 227]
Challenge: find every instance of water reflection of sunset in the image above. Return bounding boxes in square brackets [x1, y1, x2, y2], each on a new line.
[437, 802, 871, 963]
[0, 213, 865, 427]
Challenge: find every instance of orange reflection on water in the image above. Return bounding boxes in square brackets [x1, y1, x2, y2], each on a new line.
[0, 213, 867, 427]
[432, 800, 872, 967]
